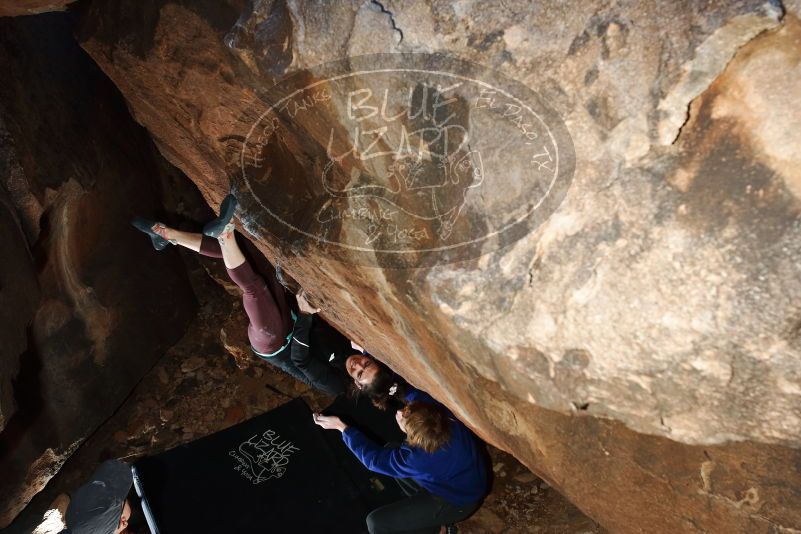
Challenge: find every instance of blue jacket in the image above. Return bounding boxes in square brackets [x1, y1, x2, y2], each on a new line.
[342, 386, 489, 506]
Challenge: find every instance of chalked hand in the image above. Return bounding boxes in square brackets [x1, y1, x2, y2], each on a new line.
[297, 289, 321, 315]
[313, 413, 347, 432]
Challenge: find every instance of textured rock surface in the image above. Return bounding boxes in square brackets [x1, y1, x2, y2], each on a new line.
[0, 13, 196, 527]
[75, 0, 801, 531]
[0, 153, 39, 432]
[0, 0, 75, 17]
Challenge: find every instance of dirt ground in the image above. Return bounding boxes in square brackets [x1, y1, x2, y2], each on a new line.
[20, 249, 604, 534]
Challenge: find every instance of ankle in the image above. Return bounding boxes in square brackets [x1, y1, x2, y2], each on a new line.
[217, 222, 236, 243]
[153, 223, 175, 241]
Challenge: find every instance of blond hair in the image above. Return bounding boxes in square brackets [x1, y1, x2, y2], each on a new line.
[403, 401, 452, 453]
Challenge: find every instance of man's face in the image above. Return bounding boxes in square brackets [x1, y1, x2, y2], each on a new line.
[114, 500, 131, 534]
[345, 354, 378, 388]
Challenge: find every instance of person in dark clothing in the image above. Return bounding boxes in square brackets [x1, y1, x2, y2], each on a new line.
[314, 387, 489, 534]
[59, 459, 133, 534]
[281, 296, 353, 396]
[132, 194, 350, 395]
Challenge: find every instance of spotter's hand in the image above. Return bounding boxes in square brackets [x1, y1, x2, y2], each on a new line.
[313, 413, 347, 432]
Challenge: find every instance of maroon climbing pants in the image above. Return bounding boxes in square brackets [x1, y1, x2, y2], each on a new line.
[199, 235, 292, 354]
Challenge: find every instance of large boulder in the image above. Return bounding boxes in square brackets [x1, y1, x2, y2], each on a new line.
[77, 0, 801, 531]
[0, 13, 196, 527]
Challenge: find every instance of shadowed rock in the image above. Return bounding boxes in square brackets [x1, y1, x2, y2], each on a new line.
[0, 13, 196, 527]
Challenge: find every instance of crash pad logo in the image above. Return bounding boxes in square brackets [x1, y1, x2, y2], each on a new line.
[229, 429, 300, 485]
[238, 53, 575, 267]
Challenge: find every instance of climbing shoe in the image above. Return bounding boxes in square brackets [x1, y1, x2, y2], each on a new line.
[131, 217, 172, 251]
[202, 193, 238, 238]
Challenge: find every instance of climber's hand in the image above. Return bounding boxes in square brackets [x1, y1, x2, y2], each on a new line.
[296, 289, 320, 315]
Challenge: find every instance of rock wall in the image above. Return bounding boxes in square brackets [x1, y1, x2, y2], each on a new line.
[0, 0, 75, 17]
[0, 171, 39, 432]
[0, 13, 197, 527]
[74, 0, 801, 531]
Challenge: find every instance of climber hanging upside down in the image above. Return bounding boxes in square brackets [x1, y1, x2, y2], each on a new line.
[132, 193, 351, 396]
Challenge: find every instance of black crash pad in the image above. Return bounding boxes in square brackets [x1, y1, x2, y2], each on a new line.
[133, 397, 403, 534]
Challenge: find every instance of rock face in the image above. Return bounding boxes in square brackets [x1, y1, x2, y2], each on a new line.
[0, 13, 197, 527]
[0, 176, 39, 432]
[0, 0, 75, 17]
[69, 0, 801, 531]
